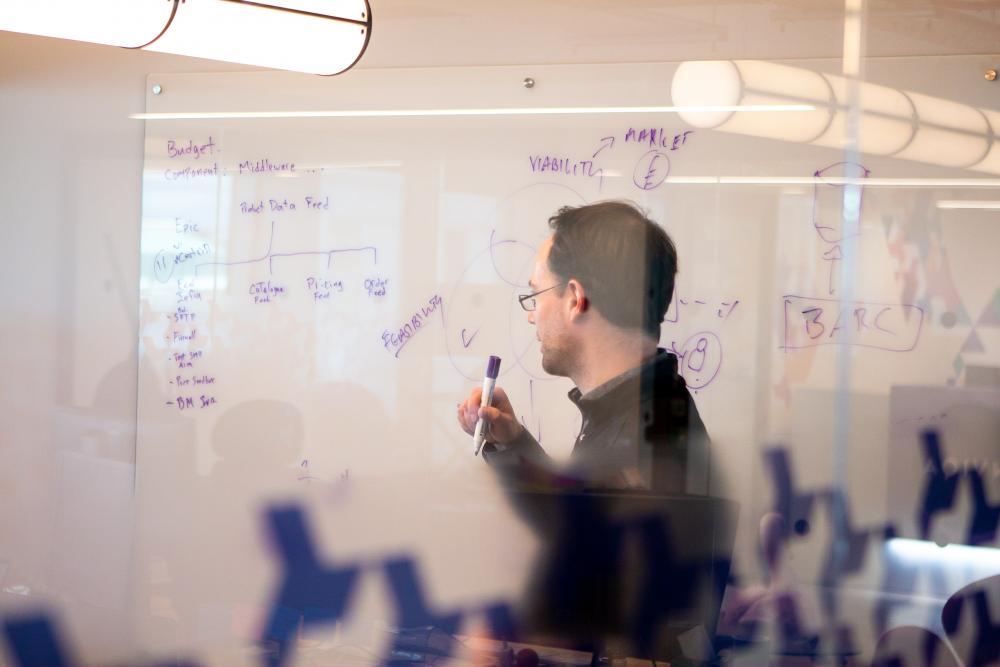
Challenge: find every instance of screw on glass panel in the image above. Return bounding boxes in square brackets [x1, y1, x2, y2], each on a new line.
[986, 69, 997, 82]
[152, 84, 162, 95]
[523, 77, 535, 89]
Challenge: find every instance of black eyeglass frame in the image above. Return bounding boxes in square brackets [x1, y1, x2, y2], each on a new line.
[518, 282, 568, 311]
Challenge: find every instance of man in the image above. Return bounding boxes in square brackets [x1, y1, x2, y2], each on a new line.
[457, 200, 712, 495]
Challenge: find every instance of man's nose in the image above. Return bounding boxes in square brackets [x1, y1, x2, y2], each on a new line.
[527, 310, 535, 325]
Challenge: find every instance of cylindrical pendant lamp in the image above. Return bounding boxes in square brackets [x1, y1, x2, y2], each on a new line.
[0, 0, 176, 48]
[143, 0, 371, 75]
[0, 0, 372, 75]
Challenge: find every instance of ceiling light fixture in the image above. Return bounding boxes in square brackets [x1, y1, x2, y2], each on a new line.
[663, 177, 1000, 188]
[0, 0, 175, 48]
[130, 104, 814, 121]
[0, 0, 372, 75]
[936, 200, 1000, 209]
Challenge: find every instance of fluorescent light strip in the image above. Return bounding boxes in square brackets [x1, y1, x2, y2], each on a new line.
[130, 104, 814, 120]
[665, 177, 1000, 188]
[886, 538, 1000, 569]
[937, 200, 1000, 209]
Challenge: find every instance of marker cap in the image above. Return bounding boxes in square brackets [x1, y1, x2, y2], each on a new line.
[485, 355, 502, 379]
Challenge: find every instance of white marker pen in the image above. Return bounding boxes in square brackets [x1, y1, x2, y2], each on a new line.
[473, 355, 502, 456]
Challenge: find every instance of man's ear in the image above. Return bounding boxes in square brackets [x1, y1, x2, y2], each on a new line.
[566, 279, 588, 318]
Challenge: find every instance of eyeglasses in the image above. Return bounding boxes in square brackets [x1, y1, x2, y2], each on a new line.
[518, 283, 567, 311]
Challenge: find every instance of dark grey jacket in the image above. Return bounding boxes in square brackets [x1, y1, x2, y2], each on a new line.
[483, 349, 713, 495]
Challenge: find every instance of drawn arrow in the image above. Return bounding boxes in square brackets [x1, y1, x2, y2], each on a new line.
[592, 135, 615, 158]
[822, 246, 843, 261]
[823, 245, 843, 295]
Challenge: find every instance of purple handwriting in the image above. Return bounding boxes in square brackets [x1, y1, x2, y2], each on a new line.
[268, 198, 297, 212]
[624, 128, 693, 150]
[812, 161, 870, 244]
[305, 196, 329, 210]
[166, 395, 217, 411]
[238, 158, 295, 176]
[633, 150, 670, 190]
[667, 331, 723, 391]
[166, 137, 216, 160]
[170, 349, 203, 369]
[165, 164, 219, 181]
[195, 221, 376, 276]
[175, 278, 203, 304]
[170, 329, 196, 344]
[528, 155, 604, 188]
[154, 242, 213, 283]
[164, 259, 210, 412]
[382, 294, 444, 358]
[665, 296, 739, 325]
[174, 218, 200, 234]
[461, 328, 479, 348]
[811, 162, 870, 296]
[240, 195, 330, 214]
[592, 136, 615, 157]
[782, 295, 924, 351]
[306, 276, 344, 301]
[169, 374, 216, 387]
[249, 280, 286, 304]
[171, 242, 212, 265]
[716, 301, 739, 319]
[821, 245, 843, 296]
[364, 277, 388, 297]
[298, 459, 320, 483]
[174, 290, 202, 303]
[170, 306, 196, 323]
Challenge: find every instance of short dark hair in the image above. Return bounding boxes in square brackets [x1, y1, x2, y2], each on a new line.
[547, 201, 677, 339]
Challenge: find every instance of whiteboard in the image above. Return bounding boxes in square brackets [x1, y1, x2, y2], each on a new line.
[135, 60, 1000, 662]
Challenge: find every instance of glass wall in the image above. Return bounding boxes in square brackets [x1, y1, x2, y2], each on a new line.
[1, 5, 998, 667]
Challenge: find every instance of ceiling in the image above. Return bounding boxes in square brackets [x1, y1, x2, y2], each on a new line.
[357, 0, 1000, 68]
[1, 0, 997, 81]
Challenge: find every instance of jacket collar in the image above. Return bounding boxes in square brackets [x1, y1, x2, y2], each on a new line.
[567, 349, 680, 426]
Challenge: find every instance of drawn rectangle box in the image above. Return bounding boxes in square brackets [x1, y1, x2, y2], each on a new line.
[782, 294, 924, 352]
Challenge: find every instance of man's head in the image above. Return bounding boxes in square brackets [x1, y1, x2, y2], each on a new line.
[525, 201, 678, 377]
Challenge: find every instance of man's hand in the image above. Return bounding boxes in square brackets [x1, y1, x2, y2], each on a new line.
[456, 386, 524, 445]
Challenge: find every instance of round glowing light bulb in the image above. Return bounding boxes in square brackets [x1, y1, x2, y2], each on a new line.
[671, 61, 743, 128]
